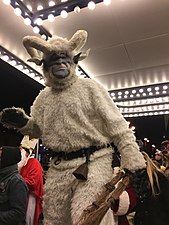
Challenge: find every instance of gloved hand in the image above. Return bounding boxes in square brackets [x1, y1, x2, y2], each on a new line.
[130, 169, 151, 199]
[0, 107, 28, 129]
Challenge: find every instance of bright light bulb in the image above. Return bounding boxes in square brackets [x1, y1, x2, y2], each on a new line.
[41, 34, 47, 40]
[33, 26, 40, 34]
[10, 60, 17, 66]
[14, 7, 22, 16]
[35, 18, 43, 25]
[88, 1, 96, 10]
[1, 55, 9, 61]
[48, 14, 55, 22]
[17, 64, 23, 70]
[24, 69, 29, 74]
[37, 5, 43, 11]
[3, 0, 11, 5]
[103, 0, 111, 5]
[24, 17, 31, 25]
[49, 1, 55, 6]
[27, 5, 32, 11]
[74, 6, 81, 14]
[60, 10, 68, 18]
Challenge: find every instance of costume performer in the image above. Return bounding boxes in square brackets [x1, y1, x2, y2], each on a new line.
[0, 30, 145, 225]
[19, 147, 43, 225]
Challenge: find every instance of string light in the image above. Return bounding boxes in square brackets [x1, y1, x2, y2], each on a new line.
[103, 0, 111, 6]
[24, 17, 31, 25]
[33, 26, 40, 34]
[48, 14, 55, 22]
[35, 18, 43, 26]
[88, 1, 96, 10]
[49, 1, 55, 6]
[14, 7, 22, 16]
[74, 6, 81, 14]
[60, 10, 68, 18]
[3, 0, 11, 5]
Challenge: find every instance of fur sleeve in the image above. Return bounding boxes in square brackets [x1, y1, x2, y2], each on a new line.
[90, 80, 146, 171]
[19, 89, 46, 138]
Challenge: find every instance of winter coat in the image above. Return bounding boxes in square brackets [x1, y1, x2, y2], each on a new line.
[134, 171, 169, 225]
[0, 164, 28, 225]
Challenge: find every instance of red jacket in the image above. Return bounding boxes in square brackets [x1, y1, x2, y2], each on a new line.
[20, 158, 44, 225]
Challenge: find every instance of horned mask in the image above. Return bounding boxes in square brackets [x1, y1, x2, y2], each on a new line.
[23, 30, 90, 66]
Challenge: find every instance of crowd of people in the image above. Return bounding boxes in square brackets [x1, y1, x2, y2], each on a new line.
[0, 139, 169, 225]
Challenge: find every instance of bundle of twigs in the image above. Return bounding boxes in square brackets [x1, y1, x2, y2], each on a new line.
[74, 171, 130, 225]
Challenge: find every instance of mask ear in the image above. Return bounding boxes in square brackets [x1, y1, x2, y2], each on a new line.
[78, 49, 90, 61]
[73, 52, 82, 64]
[69, 30, 88, 52]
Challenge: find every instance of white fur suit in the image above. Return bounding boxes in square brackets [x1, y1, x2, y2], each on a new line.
[0, 30, 145, 225]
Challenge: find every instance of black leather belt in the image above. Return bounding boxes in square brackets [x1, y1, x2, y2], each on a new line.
[51, 144, 111, 161]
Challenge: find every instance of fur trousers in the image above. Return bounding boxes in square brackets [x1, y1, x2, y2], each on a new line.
[43, 148, 114, 225]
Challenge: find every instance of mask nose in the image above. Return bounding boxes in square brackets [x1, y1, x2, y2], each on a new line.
[56, 58, 64, 64]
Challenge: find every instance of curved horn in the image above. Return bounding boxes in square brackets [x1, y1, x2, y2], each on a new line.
[23, 36, 50, 65]
[69, 30, 88, 52]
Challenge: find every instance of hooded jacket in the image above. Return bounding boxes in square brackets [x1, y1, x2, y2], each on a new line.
[0, 146, 28, 225]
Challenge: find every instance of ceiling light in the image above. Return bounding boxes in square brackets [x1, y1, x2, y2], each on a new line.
[48, 14, 55, 22]
[35, 18, 43, 25]
[155, 86, 159, 91]
[103, 0, 111, 6]
[3, 0, 11, 5]
[17, 64, 23, 70]
[147, 87, 152, 92]
[26, 5, 32, 11]
[163, 85, 168, 90]
[37, 5, 43, 11]
[24, 17, 31, 25]
[61, 0, 68, 2]
[60, 10, 68, 18]
[49, 1, 55, 6]
[33, 26, 40, 34]
[74, 5, 81, 14]
[1, 55, 9, 61]
[10, 60, 17, 66]
[88, 1, 96, 10]
[14, 7, 22, 16]
[41, 34, 47, 40]
[23, 68, 29, 74]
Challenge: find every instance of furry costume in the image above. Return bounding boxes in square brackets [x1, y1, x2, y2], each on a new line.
[0, 30, 145, 225]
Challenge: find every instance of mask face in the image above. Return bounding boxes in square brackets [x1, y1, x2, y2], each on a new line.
[43, 53, 73, 79]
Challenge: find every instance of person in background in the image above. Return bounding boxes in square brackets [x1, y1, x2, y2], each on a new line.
[153, 150, 164, 169]
[0, 146, 28, 225]
[161, 140, 169, 177]
[19, 146, 44, 225]
[133, 151, 169, 225]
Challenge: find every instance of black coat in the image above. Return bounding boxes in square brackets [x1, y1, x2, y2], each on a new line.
[134, 171, 169, 225]
[0, 165, 28, 225]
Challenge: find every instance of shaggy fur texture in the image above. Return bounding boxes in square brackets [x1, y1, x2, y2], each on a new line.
[20, 77, 145, 171]
[3, 30, 146, 225]
[19, 76, 145, 224]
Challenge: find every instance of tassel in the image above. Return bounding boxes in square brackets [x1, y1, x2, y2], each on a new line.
[73, 152, 90, 180]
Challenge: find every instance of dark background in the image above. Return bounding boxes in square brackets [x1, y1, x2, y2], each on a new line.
[0, 59, 168, 150]
[0, 59, 43, 146]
